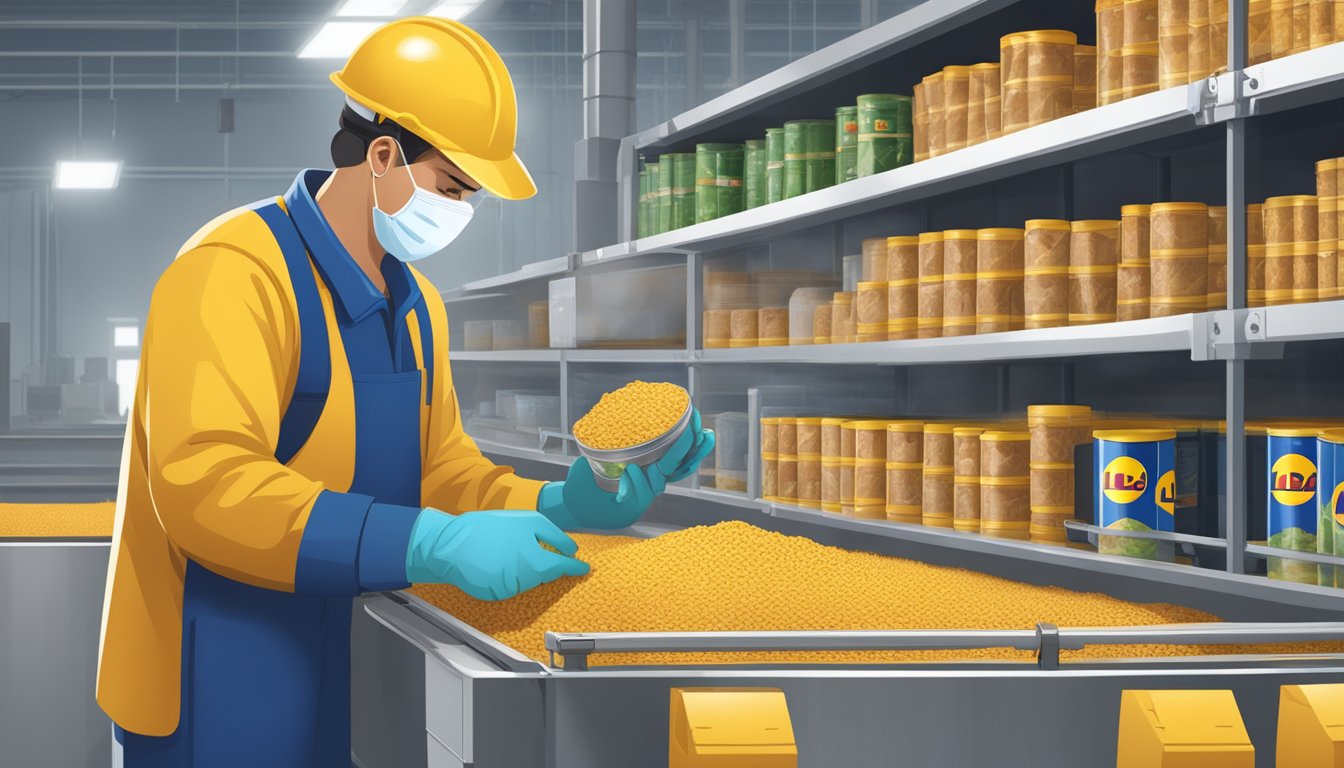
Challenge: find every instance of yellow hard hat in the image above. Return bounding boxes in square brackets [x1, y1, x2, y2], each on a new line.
[330, 17, 536, 200]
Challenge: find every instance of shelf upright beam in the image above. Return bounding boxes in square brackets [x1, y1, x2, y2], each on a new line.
[687, 251, 703, 488]
[559, 356, 571, 458]
[1224, 0, 1250, 574]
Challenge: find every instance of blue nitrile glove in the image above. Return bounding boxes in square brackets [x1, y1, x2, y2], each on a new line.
[404, 508, 590, 600]
[537, 409, 716, 530]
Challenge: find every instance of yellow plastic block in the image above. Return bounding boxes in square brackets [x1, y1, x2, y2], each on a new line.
[1116, 689, 1255, 768]
[669, 687, 797, 768]
[1278, 684, 1344, 767]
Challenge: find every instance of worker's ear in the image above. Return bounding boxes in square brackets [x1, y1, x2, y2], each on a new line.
[367, 136, 401, 177]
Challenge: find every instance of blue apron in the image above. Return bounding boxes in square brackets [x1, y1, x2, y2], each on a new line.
[117, 200, 428, 767]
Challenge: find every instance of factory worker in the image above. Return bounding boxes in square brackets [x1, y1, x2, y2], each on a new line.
[96, 17, 713, 768]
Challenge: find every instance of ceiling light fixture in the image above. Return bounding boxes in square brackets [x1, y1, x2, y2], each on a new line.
[297, 21, 381, 58]
[429, 0, 484, 20]
[54, 161, 121, 190]
[335, 0, 408, 16]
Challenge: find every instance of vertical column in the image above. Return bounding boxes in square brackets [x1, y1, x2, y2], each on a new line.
[1224, 0, 1249, 574]
[576, 0, 637, 252]
[729, 0, 746, 89]
[687, 252, 703, 488]
[559, 357, 572, 458]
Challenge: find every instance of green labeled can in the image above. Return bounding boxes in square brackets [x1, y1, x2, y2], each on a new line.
[1317, 430, 1344, 588]
[784, 120, 835, 198]
[637, 166, 650, 239]
[694, 143, 744, 224]
[765, 127, 785, 204]
[1267, 428, 1320, 584]
[646, 162, 662, 235]
[836, 106, 858, 185]
[744, 140, 767, 210]
[856, 93, 914, 177]
[670, 153, 696, 230]
[656, 156, 673, 234]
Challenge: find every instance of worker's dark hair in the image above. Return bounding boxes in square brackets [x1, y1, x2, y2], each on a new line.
[330, 104, 436, 168]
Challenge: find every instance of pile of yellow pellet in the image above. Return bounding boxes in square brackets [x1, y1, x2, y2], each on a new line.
[0, 502, 116, 538]
[412, 521, 1344, 667]
[573, 381, 690, 450]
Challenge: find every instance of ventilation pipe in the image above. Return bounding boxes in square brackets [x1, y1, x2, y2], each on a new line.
[574, 0, 635, 252]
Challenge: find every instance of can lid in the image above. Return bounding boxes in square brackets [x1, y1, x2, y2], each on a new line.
[943, 229, 979, 240]
[1246, 203, 1262, 212]
[1263, 195, 1318, 208]
[970, 62, 1001, 71]
[833, 292, 854, 303]
[977, 228, 1026, 240]
[1071, 219, 1121, 232]
[834, 105, 858, 116]
[744, 139, 765, 149]
[1266, 427, 1324, 437]
[1020, 30, 1078, 45]
[1028, 405, 1093, 422]
[980, 430, 1030, 441]
[1093, 428, 1176, 442]
[761, 417, 783, 425]
[821, 417, 849, 426]
[794, 417, 823, 426]
[886, 421, 925, 433]
[844, 419, 893, 430]
[918, 231, 945, 243]
[695, 143, 744, 153]
[857, 93, 912, 104]
[999, 32, 1026, 48]
[943, 65, 971, 77]
[1096, 0, 1123, 9]
[922, 71, 945, 83]
[1150, 202, 1210, 213]
[1318, 158, 1341, 172]
[887, 235, 919, 246]
[1025, 219, 1071, 231]
[765, 127, 784, 135]
[924, 423, 955, 434]
[1320, 428, 1344, 444]
[1121, 204, 1152, 216]
[953, 426, 987, 437]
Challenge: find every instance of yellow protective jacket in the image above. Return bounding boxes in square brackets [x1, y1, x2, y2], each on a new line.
[96, 184, 543, 736]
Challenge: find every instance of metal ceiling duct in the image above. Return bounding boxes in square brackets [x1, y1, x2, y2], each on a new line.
[573, 0, 634, 252]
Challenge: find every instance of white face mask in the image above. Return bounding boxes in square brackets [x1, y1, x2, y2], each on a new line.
[371, 146, 474, 263]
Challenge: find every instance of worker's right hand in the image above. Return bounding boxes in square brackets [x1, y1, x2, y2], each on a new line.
[404, 509, 590, 600]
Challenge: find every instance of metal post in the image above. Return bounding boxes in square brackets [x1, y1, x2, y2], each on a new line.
[684, 2, 702, 111]
[1224, 0, 1250, 575]
[575, 0, 636, 252]
[728, 0, 746, 89]
[559, 358, 571, 458]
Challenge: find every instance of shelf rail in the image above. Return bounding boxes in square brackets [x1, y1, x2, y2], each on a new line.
[545, 622, 1344, 671]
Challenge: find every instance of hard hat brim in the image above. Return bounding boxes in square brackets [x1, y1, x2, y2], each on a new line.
[445, 149, 537, 201]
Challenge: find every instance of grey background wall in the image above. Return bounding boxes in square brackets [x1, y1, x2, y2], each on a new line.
[0, 0, 922, 420]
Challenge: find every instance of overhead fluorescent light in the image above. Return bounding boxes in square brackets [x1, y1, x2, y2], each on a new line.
[55, 161, 121, 190]
[429, 0, 484, 19]
[297, 21, 380, 59]
[335, 0, 408, 16]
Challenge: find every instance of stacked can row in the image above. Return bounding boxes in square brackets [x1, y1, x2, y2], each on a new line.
[701, 270, 839, 348]
[760, 405, 1094, 545]
[914, 32, 1096, 161]
[1248, 156, 1343, 307]
[636, 143, 750, 238]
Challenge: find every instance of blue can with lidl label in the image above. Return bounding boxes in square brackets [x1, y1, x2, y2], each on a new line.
[1266, 428, 1319, 584]
[1316, 430, 1344, 588]
[1095, 429, 1176, 561]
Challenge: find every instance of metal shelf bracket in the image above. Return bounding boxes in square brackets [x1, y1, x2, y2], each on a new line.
[1195, 309, 1284, 360]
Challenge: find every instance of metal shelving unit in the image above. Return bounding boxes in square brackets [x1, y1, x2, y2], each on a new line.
[460, 3, 1344, 604]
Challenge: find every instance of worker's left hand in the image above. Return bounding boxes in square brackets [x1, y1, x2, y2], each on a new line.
[538, 409, 715, 530]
